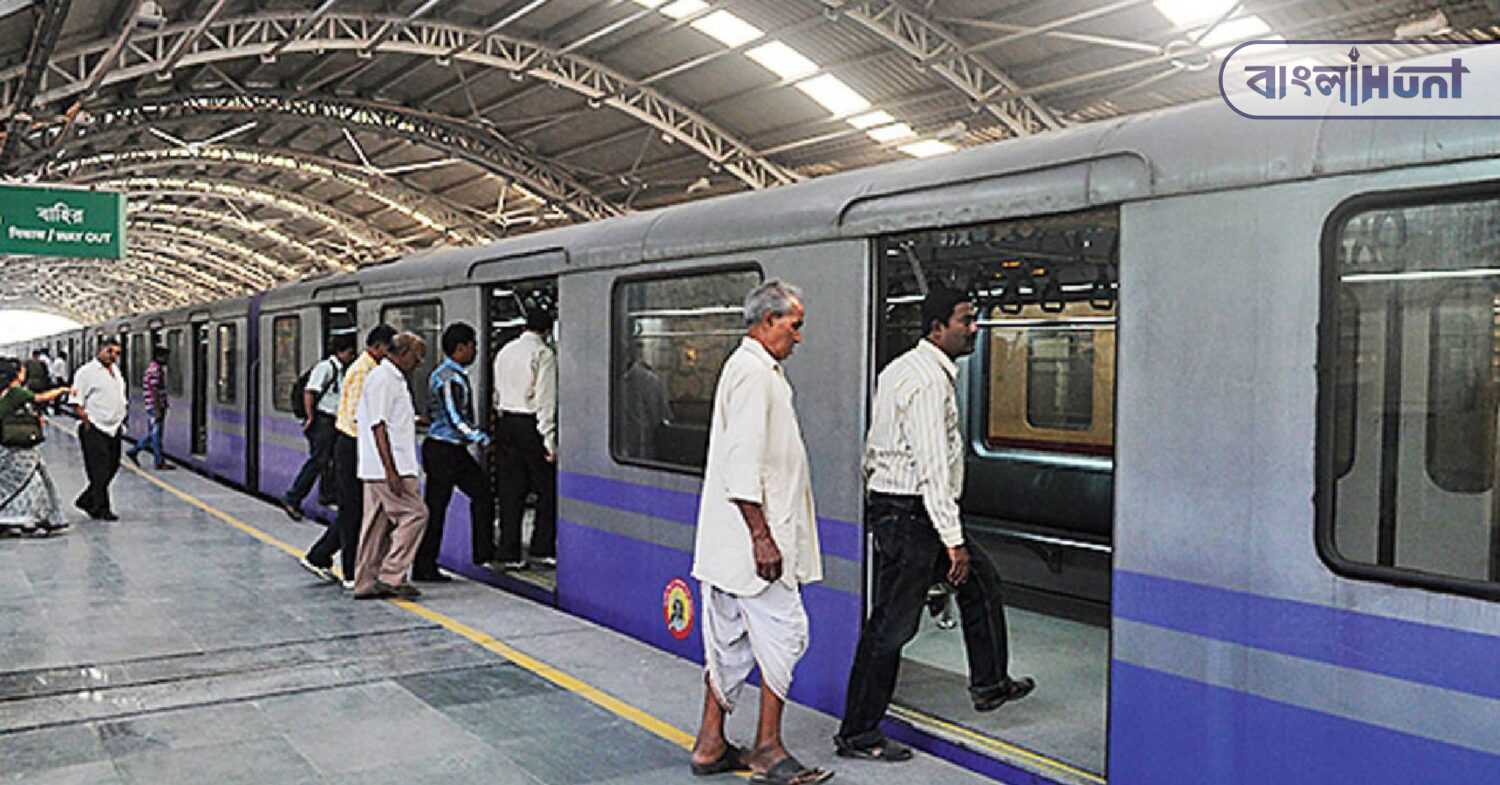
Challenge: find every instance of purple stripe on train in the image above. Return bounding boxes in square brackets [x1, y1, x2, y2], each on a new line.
[557, 470, 864, 563]
[257, 429, 334, 523]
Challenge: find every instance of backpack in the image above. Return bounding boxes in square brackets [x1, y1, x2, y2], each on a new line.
[289, 358, 341, 420]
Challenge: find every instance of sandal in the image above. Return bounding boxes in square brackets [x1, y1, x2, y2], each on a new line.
[690, 744, 750, 776]
[834, 739, 912, 762]
[749, 756, 834, 785]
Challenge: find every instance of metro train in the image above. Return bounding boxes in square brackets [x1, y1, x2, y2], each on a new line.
[10, 94, 1500, 785]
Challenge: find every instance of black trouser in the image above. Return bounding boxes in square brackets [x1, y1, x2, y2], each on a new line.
[837, 494, 1013, 747]
[284, 413, 338, 506]
[415, 438, 496, 575]
[495, 412, 556, 560]
[306, 433, 360, 579]
[76, 422, 121, 516]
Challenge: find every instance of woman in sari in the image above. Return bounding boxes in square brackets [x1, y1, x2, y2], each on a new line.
[0, 357, 71, 536]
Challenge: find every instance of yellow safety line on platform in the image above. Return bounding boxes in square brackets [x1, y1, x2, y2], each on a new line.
[110, 452, 697, 753]
[890, 705, 1106, 785]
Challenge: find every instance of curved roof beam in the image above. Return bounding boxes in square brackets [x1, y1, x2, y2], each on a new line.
[90, 174, 390, 266]
[822, 0, 1062, 137]
[128, 202, 340, 272]
[130, 223, 290, 287]
[18, 90, 619, 223]
[53, 142, 502, 246]
[0, 11, 794, 190]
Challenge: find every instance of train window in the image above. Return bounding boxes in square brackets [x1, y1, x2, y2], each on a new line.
[129, 334, 146, 388]
[381, 302, 442, 416]
[611, 268, 762, 472]
[165, 330, 184, 396]
[271, 316, 300, 413]
[216, 324, 237, 405]
[1322, 194, 1500, 595]
[1026, 331, 1095, 431]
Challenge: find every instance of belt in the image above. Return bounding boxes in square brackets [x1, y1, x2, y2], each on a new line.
[500, 411, 537, 419]
[868, 491, 923, 512]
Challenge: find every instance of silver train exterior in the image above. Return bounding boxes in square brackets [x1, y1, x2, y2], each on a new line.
[10, 95, 1500, 784]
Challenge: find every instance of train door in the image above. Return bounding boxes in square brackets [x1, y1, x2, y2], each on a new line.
[869, 208, 1118, 778]
[191, 322, 209, 455]
[322, 302, 358, 350]
[485, 278, 559, 593]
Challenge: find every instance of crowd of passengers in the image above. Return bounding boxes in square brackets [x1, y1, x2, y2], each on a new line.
[0, 280, 1034, 784]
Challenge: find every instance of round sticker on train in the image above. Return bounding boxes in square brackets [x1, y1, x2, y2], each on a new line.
[663, 579, 694, 640]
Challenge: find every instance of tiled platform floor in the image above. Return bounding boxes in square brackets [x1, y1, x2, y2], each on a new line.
[1, 430, 995, 785]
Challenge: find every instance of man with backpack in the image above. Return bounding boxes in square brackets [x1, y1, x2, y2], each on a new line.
[281, 334, 357, 521]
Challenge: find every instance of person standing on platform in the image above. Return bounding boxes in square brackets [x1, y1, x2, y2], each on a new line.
[300, 325, 394, 587]
[126, 346, 172, 471]
[352, 331, 428, 600]
[281, 335, 357, 520]
[26, 350, 52, 393]
[0, 357, 71, 536]
[413, 322, 492, 582]
[492, 305, 557, 570]
[834, 286, 1034, 764]
[71, 339, 127, 522]
[689, 280, 831, 785]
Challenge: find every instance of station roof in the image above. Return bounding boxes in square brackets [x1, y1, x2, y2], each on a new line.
[0, 0, 1490, 322]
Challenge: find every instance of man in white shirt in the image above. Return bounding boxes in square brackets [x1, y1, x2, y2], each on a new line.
[689, 280, 831, 785]
[834, 286, 1034, 764]
[71, 339, 128, 521]
[49, 351, 68, 386]
[352, 332, 429, 600]
[491, 305, 558, 570]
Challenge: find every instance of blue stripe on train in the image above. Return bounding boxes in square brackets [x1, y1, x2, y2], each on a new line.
[1110, 661, 1500, 784]
[1115, 570, 1500, 701]
[558, 470, 864, 563]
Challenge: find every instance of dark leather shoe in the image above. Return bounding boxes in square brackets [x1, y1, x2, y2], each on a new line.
[412, 572, 453, 583]
[280, 500, 303, 521]
[374, 579, 420, 599]
[973, 677, 1035, 712]
[97, 512, 119, 522]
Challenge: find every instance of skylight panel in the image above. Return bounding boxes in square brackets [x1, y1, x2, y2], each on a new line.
[899, 140, 956, 158]
[867, 123, 915, 143]
[633, 0, 666, 9]
[796, 74, 870, 116]
[1154, 0, 1237, 27]
[660, 0, 707, 20]
[848, 111, 895, 129]
[1193, 16, 1276, 50]
[691, 11, 763, 47]
[747, 41, 818, 81]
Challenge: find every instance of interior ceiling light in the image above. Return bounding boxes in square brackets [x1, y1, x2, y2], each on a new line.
[1154, 0, 1238, 27]
[747, 41, 819, 81]
[796, 74, 871, 116]
[866, 123, 915, 143]
[849, 110, 896, 129]
[660, 0, 707, 20]
[1394, 9, 1451, 38]
[898, 140, 957, 158]
[691, 11, 763, 47]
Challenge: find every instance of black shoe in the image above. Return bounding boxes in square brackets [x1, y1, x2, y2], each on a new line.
[74, 499, 96, 517]
[127, 450, 141, 468]
[973, 677, 1035, 712]
[412, 572, 453, 583]
[280, 500, 303, 521]
[97, 511, 119, 522]
[374, 579, 421, 599]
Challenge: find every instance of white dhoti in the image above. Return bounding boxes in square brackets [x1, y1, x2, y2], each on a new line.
[700, 580, 809, 712]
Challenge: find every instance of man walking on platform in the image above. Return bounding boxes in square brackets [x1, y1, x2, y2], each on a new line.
[71, 339, 127, 521]
[352, 332, 429, 600]
[300, 325, 394, 587]
[127, 346, 172, 470]
[689, 280, 831, 785]
[492, 305, 558, 570]
[413, 322, 492, 582]
[281, 335, 357, 520]
[834, 286, 1034, 764]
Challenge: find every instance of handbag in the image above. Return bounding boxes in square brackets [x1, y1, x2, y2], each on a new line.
[0, 410, 44, 448]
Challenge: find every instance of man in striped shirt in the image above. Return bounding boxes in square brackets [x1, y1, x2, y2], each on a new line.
[127, 346, 171, 470]
[834, 286, 1034, 763]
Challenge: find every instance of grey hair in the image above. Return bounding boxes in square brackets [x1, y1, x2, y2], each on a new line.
[743, 279, 804, 327]
[390, 331, 427, 357]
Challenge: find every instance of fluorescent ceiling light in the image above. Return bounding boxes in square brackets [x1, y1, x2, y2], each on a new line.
[867, 123, 915, 143]
[691, 11, 762, 47]
[660, 0, 706, 20]
[633, 0, 665, 8]
[849, 110, 895, 129]
[796, 74, 871, 116]
[899, 139, 957, 158]
[1154, 0, 1236, 27]
[746, 41, 818, 81]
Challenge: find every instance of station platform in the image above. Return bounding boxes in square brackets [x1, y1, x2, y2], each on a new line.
[2, 429, 994, 785]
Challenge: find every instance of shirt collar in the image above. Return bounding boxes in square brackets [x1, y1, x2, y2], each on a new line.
[917, 338, 959, 382]
[739, 336, 781, 373]
[438, 357, 465, 375]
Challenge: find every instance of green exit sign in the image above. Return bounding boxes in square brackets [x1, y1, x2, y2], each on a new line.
[0, 184, 126, 260]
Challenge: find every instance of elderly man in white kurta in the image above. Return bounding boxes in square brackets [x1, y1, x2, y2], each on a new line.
[688, 280, 831, 785]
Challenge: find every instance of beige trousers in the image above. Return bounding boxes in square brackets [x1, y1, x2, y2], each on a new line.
[354, 477, 428, 594]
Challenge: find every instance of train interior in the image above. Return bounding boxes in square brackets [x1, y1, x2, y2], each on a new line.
[485, 278, 562, 596]
[876, 209, 1118, 776]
